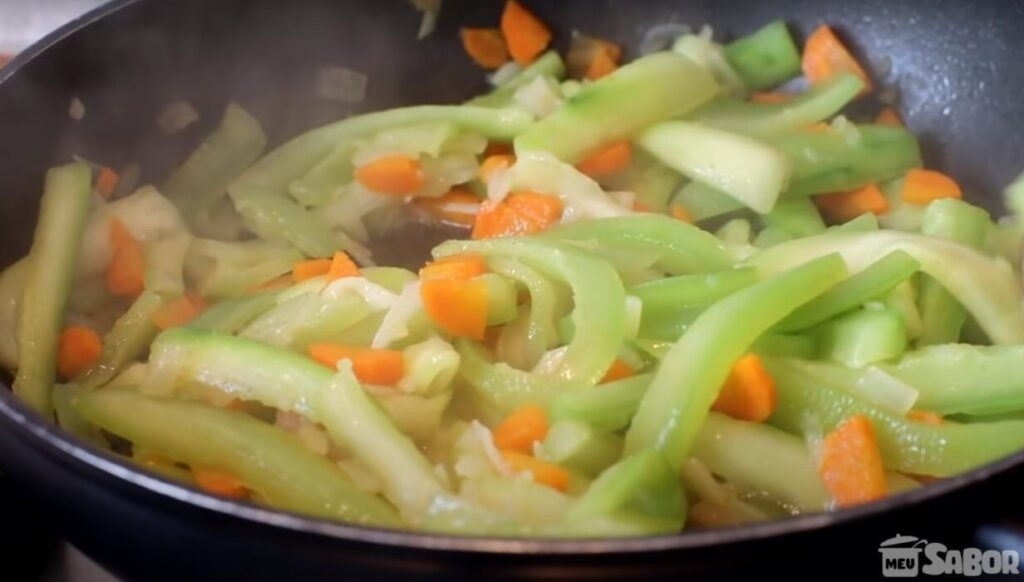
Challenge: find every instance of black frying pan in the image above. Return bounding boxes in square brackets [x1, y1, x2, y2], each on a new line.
[1, 0, 1023, 579]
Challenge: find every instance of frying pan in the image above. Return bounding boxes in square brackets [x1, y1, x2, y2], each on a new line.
[1, 0, 1023, 578]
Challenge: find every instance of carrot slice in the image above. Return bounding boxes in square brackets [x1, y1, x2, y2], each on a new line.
[875, 107, 902, 127]
[480, 154, 516, 182]
[292, 259, 332, 283]
[420, 253, 489, 281]
[576, 141, 632, 178]
[250, 274, 293, 292]
[106, 217, 145, 297]
[906, 409, 943, 425]
[472, 191, 564, 239]
[750, 92, 793, 104]
[802, 25, 873, 94]
[815, 183, 889, 222]
[151, 294, 208, 330]
[585, 45, 620, 80]
[819, 415, 887, 507]
[327, 251, 360, 281]
[670, 203, 695, 224]
[494, 404, 549, 453]
[57, 326, 103, 379]
[355, 154, 424, 195]
[501, 0, 551, 66]
[308, 344, 406, 386]
[192, 468, 248, 499]
[712, 354, 777, 422]
[600, 359, 635, 384]
[413, 188, 481, 227]
[461, 28, 510, 70]
[900, 169, 962, 205]
[501, 450, 570, 491]
[420, 277, 489, 339]
[95, 167, 120, 199]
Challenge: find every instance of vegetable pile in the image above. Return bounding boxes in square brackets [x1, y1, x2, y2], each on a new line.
[4, 3, 1024, 536]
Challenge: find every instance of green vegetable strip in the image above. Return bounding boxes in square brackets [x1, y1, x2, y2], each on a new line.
[777, 250, 920, 331]
[468, 51, 566, 108]
[229, 188, 341, 258]
[624, 254, 847, 469]
[640, 121, 793, 214]
[548, 373, 653, 432]
[190, 291, 282, 334]
[436, 238, 625, 385]
[672, 180, 745, 222]
[723, 20, 802, 90]
[161, 103, 267, 219]
[629, 268, 758, 322]
[690, 73, 863, 136]
[748, 230, 1024, 344]
[540, 215, 734, 275]
[539, 420, 623, 476]
[75, 388, 399, 525]
[0, 258, 28, 371]
[287, 143, 356, 207]
[766, 357, 1024, 476]
[693, 413, 829, 511]
[487, 257, 563, 369]
[145, 328, 448, 515]
[762, 197, 826, 239]
[916, 199, 991, 346]
[78, 290, 164, 389]
[457, 339, 582, 415]
[818, 307, 907, 368]
[515, 52, 720, 164]
[143, 232, 191, 296]
[240, 291, 371, 350]
[882, 344, 1024, 415]
[14, 163, 92, 415]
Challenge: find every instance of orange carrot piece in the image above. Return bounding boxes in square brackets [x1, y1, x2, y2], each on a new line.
[585, 45, 619, 80]
[900, 169, 962, 205]
[151, 294, 207, 330]
[420, 252, 489, 281]
[802, 25, 873, 95]
[750, 91, 793, 104]
[95, 167, 120, 199]
[494, 404, 549, 453]
[461, 28, 510, 70]
[106, 217, 145, 297]
[600, 359, 635, 384]
[711, 354, 777, 422]
[472, 191, 563, 239]
[292, 259, 332, 283]
[501, 0, 551, 66]
[670, 203, 695, 224]
[815, 183, 890, 222]
[327, 251, 360, 281]
[308, 344, 406, 386]
[906, 409, 943, 425]
[355, 154, 424, 195]
[480, 154, 516, 182]
[631, 201, 653, 213]
[413, 188, 481, 227]
[420, 277, 490, 339]
[576, 141, 632, 178]
[192, 468, 248, 499]
[57, 326, 103, 379]
[250, 274, 294, 292]
[819, 415, 888, 507]
[501, 450, 570, 491]
[875, 107, 902, 127]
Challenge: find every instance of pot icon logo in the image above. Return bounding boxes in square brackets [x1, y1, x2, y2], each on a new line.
[879, 534, 928, 577]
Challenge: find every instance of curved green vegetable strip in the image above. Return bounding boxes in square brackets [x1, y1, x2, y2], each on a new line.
[0, 258, 28, 370]
[240, 291, 372, 350]
[548, 373, 653, 432]
[624, 253, 847, 469]
[540, 215, 734, 275]
[629, 268, 758, 322]
[488, 257, 564, 369]
[229, 187, 341, 258]
[693, 413, 829, 511]
[75, 388, 399, 525]
[468, 51, 567, 108]
[78, 290, 164, 389]
[777, 250, 920, 331]
[436, 238, 625, 385]
[689, 73, 863, 136]
[763, 197, 826, 239]
[881, 344, 1024, 415]
[640, 121, 793, 214]
[143, 232, 191, 296]
[190, 291, 282, 334]
[161, 103, 267, 219]
[818, 307, 907, 368]
[456, 339, 582, 415]
[723, 20, 801, 90]
[747, 230, 1024, 344]
[765, 357, 1024, 476]
[145, 328, 448, 516]
[515, 52, 720, 164]
[14, 163, 92, 416]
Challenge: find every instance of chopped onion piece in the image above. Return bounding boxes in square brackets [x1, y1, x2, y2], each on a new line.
[372, 282, 423, 348]
[317, 66, 368, 104]
[854, 367, 919, 416]
[489, 61, 522, 87]
[157, 101, 199, 134]
[513, 75, 563, 119]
